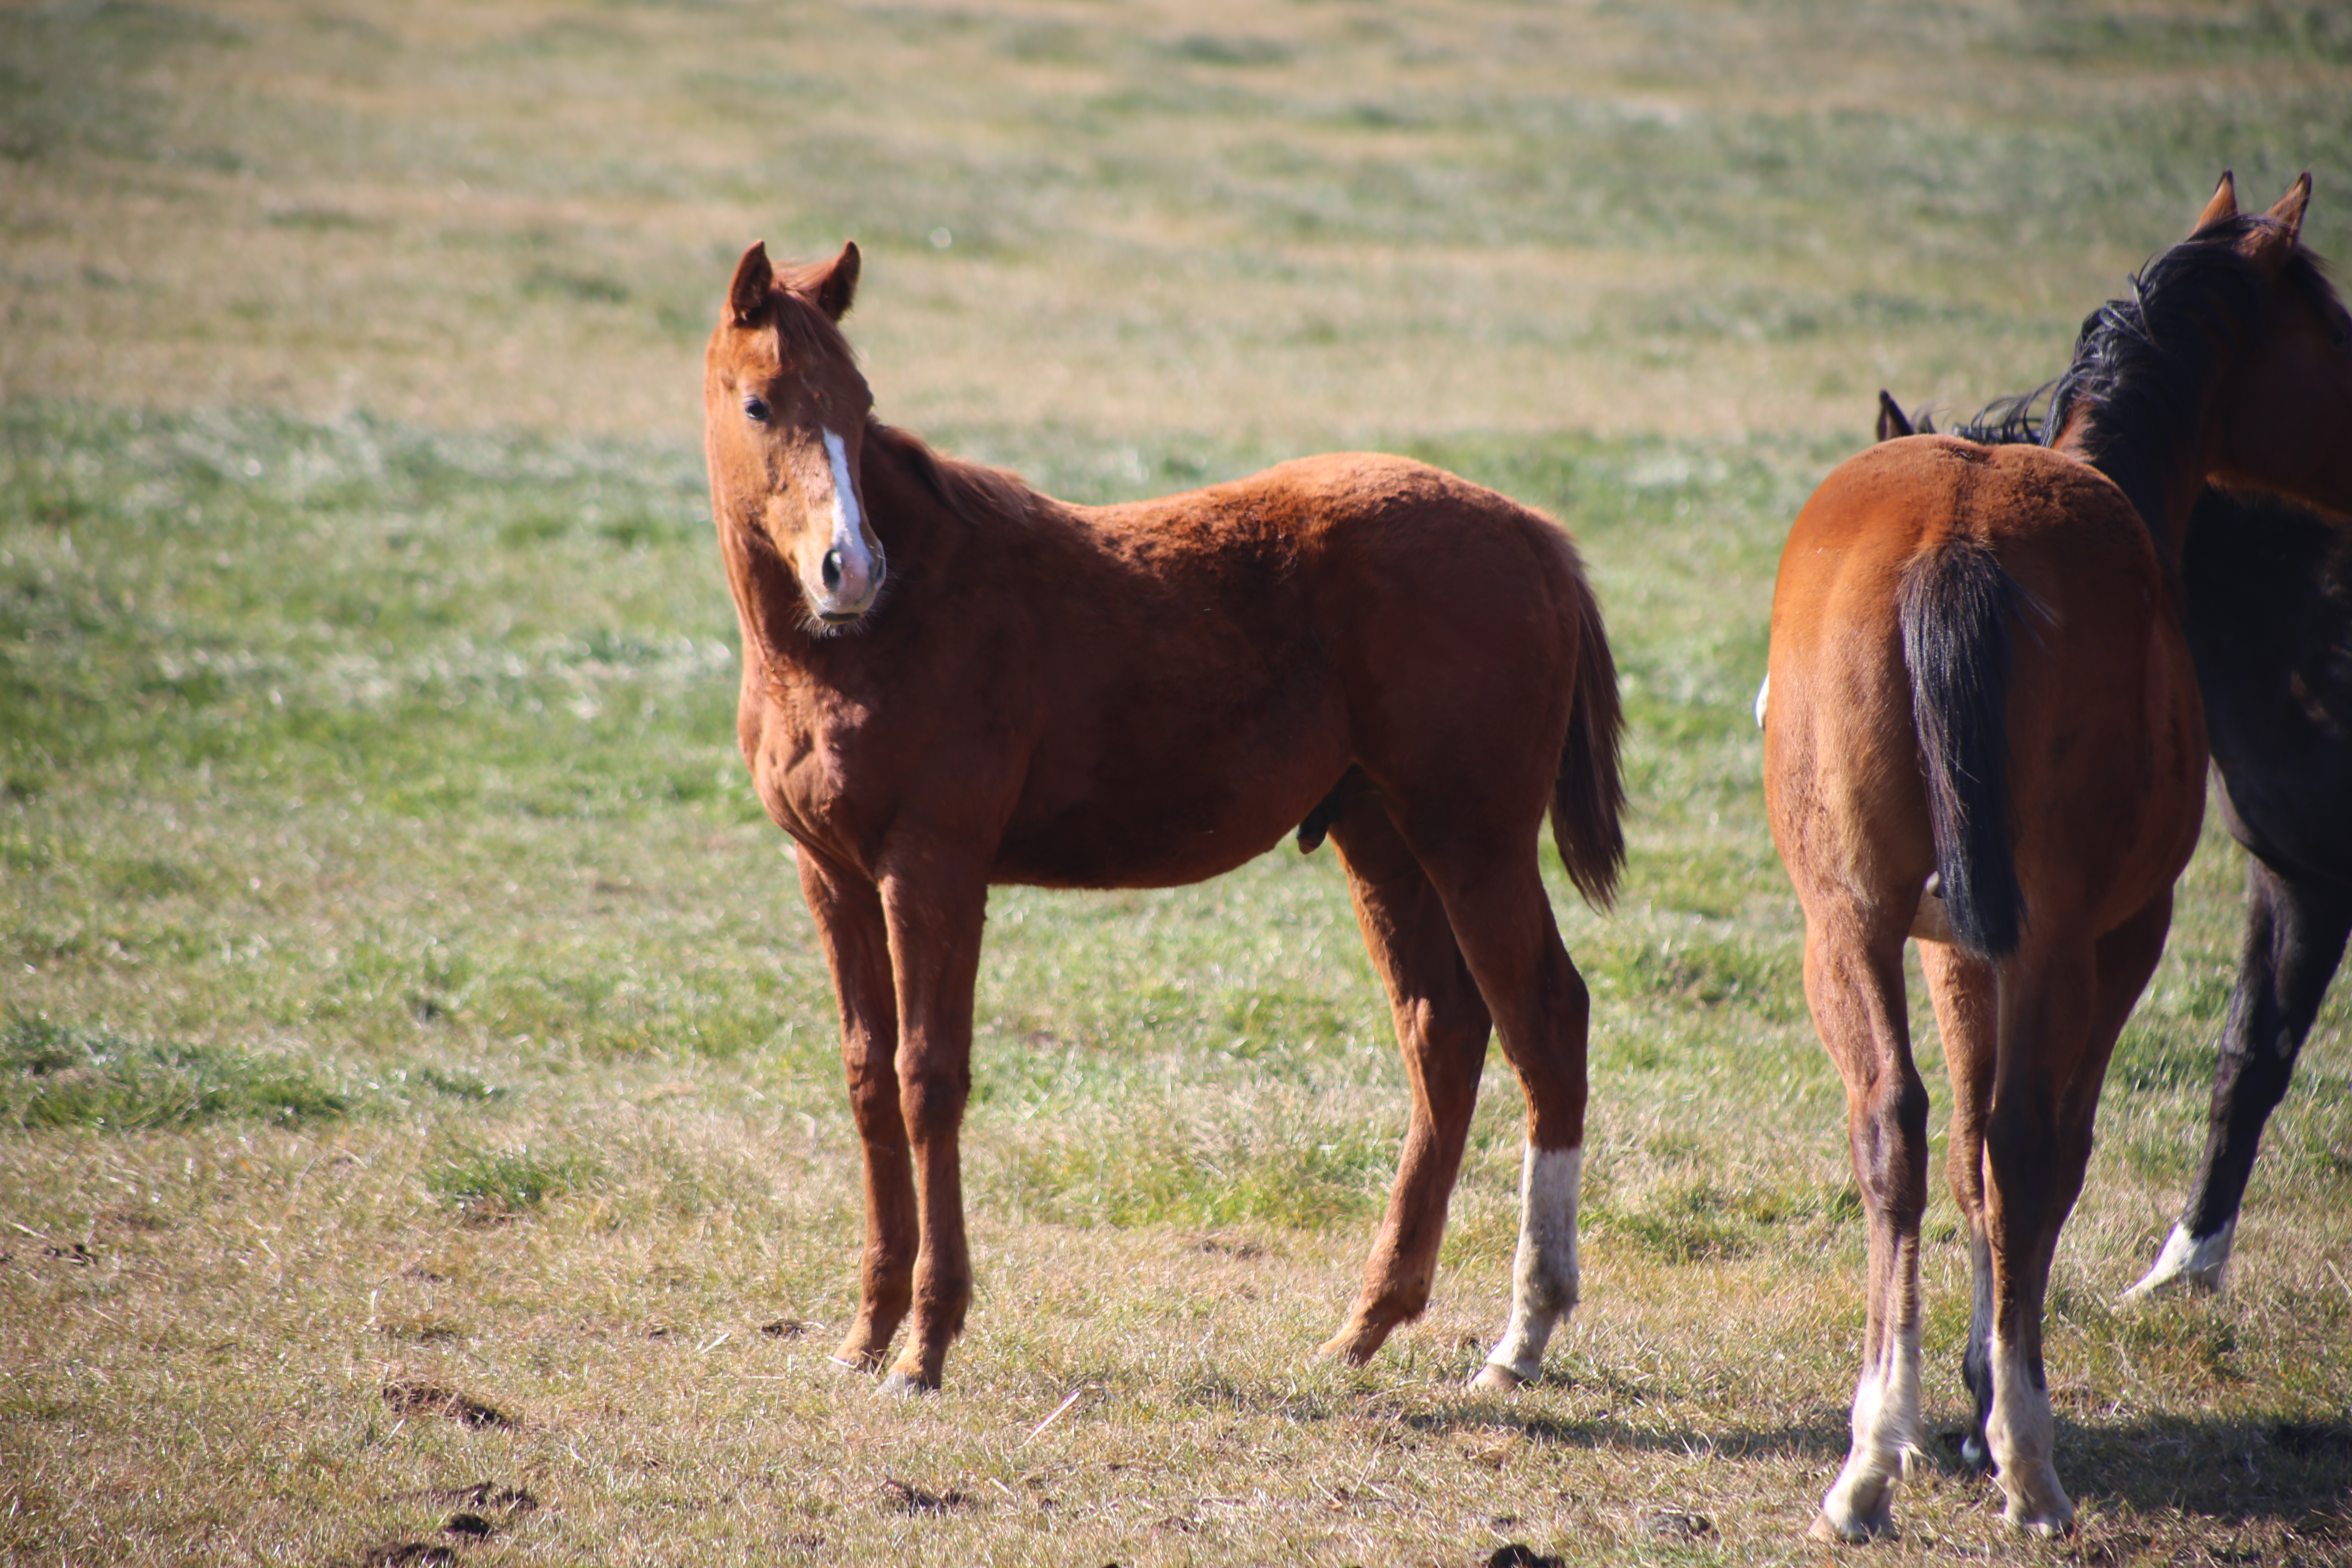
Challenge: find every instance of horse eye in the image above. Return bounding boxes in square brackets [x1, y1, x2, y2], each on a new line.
[743, 394, 771, 423]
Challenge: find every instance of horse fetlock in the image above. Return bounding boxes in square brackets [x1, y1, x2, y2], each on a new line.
[2123, 1221, 2232, 1301]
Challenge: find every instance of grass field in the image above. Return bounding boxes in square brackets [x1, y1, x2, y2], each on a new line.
[4, 2, 2350, 1564]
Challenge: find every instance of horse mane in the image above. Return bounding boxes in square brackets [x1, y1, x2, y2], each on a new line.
[864, 418, 1041, 530]
[2032, 213, 2334, 549]
[1940, 385, 2054, 447]
[1914, 216, 2332, 549]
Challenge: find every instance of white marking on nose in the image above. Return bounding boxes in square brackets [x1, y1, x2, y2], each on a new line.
[816, 426, 878, 612]
[1754, 671, 1770, 728]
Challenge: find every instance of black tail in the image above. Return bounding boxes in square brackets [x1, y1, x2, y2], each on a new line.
[1900, 535, 2026, 958]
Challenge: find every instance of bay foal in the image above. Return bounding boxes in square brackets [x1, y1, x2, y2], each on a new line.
[1764, 174, 2352, 1538]
[1875, 401, 2352, 1305]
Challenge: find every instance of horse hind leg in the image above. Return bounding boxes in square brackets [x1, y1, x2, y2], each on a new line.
[1984, 896, 2169, 1535]
[1918, 936, 1999, 1470]
[1316, 787, 1497, 1368]
[1801, 915, 1931, 1544]
[2127, 862, 2352, 1300]
[1388, 818, 1592, 1391]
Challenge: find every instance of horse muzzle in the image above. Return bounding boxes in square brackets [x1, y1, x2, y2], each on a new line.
[804, 539, 885, 626]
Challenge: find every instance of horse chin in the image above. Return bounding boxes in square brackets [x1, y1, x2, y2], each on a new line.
[805, 605, 872, 637]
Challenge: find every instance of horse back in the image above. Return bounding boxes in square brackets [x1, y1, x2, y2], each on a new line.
[896, 453, 1599, 891]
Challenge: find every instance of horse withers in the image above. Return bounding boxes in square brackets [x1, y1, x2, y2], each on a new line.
[1875, 398, 2352, 1305]
[704, 241, 1625, 1395]
[1763, 174, 2352, 1539]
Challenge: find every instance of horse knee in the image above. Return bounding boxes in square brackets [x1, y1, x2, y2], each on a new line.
[896, 1064, 971, 1140]
[843, 1061, 906, 1142]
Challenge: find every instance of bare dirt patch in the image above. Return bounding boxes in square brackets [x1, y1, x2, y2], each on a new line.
[380, 1382, 514, 1431]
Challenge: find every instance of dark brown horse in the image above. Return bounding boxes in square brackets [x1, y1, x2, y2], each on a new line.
[1763, 174, 2352, 1539]
[704, 241, 1624, 1394]
[1874, 402, 2352, 1305]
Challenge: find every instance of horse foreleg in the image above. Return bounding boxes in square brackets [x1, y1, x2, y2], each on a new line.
[1803, 916, 1929, 1544]
[2129, 863, 2352, 1300]
[1319, 797, 1494, 1369]
[798, 852, 914, 1376]
[876, 855, 989, 1394]
[1918, 937, 1998, 1470]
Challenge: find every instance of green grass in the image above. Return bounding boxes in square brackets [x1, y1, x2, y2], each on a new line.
[0, 1011, 354, 1131]
[3, 1, 2351, 1563]
[5, 392, 2345, 1564]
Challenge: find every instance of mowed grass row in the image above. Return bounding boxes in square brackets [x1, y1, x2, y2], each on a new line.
[4, 403, 2348, 1565]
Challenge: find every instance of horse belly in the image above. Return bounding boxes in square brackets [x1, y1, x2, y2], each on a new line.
[991, 715, 1351, 890]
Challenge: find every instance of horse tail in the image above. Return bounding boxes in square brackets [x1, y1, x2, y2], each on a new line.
[1552, 564, 1626, 910]
[1900, 533, 2027, 958]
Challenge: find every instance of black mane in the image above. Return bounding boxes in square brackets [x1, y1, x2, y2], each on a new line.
[1951, 214, 2333, 552]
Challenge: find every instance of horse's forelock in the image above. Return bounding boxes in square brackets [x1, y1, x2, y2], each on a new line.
[724, 276, 859, 377]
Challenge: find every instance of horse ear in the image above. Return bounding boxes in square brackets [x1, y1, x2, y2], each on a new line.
[728, 242, 774, 326]
[2265, 172, 2312, 245]
[1875, 390, 1914, 442]
[815, 241, 860, 322]
[2191, 170, 2238, 236]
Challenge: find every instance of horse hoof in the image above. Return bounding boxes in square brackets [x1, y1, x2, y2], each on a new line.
[2123, 1224, 2230, 1302]
[2121, 1264, 2220, 1302]
[875, 1371, 935, 1399]
[1998, 1469, 2074, 1536]
[1470, 1362, 1526, 1393]
[1809, 1509, 1893, 1544]
[827, 1352, 880, 1377]
[1312, 1325, 1385, 1367]
[2003, 1503, 2074, 1538]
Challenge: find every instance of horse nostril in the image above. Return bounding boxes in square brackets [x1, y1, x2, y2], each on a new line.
[821, 549, 844, 592]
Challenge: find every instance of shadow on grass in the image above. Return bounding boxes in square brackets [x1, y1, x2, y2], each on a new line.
[2048, 1414, 2352, 1524]
[1403, 1398, 2350, 1525]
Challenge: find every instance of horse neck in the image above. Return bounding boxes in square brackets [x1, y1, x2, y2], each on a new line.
[855, 421, 1003, 595]
[2055, 404, 2209, 572]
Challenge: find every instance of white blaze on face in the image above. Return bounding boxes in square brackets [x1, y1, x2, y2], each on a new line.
[1482, 1143, 1581, 1384]
[811, 426, 879, 615]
